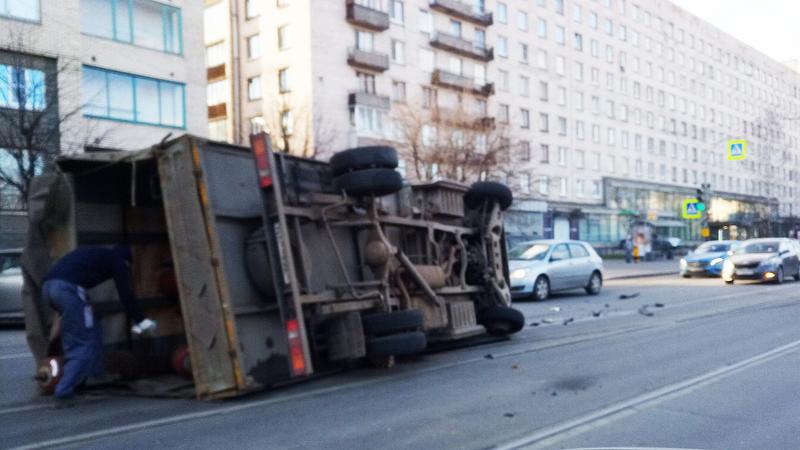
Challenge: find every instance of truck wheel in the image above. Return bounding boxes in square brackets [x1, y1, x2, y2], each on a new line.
[366, 331, 427, 356]
[330, 146, 398, 176]
[464, 181, 513, 211]
[479, 306, 525, 336]
[363, 309, 424, 335]
[335, 168, 403, 197]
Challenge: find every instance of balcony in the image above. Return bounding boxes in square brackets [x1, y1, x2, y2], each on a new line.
[430, 32, 493, 61]
[429, 0, 492, 26]
[431, 69, 494, 97]
[346, 0, 390, 31]
[347, 47, 390, 72]
[206, 64, 225, 81]
[475, 116, 495, 129]
[349, 91, 391, 110]
[208, 103, 227, 119]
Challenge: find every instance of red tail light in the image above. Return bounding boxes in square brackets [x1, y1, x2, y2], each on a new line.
[252, 136, 273, 188]
[286, 319, 306, 376]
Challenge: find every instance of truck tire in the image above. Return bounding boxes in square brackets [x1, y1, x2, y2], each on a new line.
[366, 331, 427, 356]
[335, 168, 403, 197]
[464, 181, 513, 211]
[479, 306, 525, 336]
[330, 146, 399, 176]
[362, 309, 424, 336]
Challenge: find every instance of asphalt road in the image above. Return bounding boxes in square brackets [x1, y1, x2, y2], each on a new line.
[2, 274, 800, 450]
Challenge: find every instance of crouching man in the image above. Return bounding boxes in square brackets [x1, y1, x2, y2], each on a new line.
[42, 245, 156, 405]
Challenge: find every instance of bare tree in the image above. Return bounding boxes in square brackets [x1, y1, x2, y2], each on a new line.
[258, 94, 338, 159]
[392, 101, 514, 184]
[0, 29, 85, 210]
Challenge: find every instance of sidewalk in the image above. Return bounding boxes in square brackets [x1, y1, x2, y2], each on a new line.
[603, 258, 679, 280]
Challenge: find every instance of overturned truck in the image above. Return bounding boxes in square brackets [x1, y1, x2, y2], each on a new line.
[26, 134, 524, 399]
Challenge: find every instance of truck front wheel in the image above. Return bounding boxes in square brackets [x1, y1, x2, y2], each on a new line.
[479, 306, 525, 336]
[366, 331, 427, 356]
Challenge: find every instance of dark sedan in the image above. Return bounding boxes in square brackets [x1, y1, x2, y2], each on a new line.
[721, 238, 800, 284]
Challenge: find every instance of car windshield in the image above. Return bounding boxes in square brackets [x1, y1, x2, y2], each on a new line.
[0, 252, 21, 275]
[508, 243, 550, 261]
[736, 242, 779, 254]
[695, 242, 730, 253]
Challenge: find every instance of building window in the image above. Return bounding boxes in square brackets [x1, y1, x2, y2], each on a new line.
[558, 146, 567, 166]
[281, 110, 293, 135]
[391, 40, 405, 63]
[559, 177, 567, 196]
[519, 43, 529, 63]
[250, 116, 265, 134]
[245, 0, 258, 18]
[392, 81, 406, 102]
[499, 104, 509, 123]
[540, 144, 549, 163]
[520, 141, 530, 161]
[497, 36, 508, 57]
[537, 18, 547, 38]
[206, 42, 225, 68]
[248, 76, 262, 100]
[558, 117, 567, 135]
[517, 10, 528, 31]
[519, 75, 529, 97]
[0, 0, 39, 21]
[592, 181, 601, 198]
[278, 68, 290, 93]
[497, 2, 507, 23]
[539, 113, 549, 132]
[498, 70, 509, 91]
[576, 150, 585, 169]
[539, 81, 548, 101]
[537, 50, 547, 69]
[574, 33, 583, 51]
[82, 0, 183, 54]
[539, 176, 549, 195]
[278, 25, 291, 50]
[520, 108, 530, 129]
[0, 65, 46, 110]
[573, 4, 581, 22]
[419, 9, 432, 33]
[357, 72, 376, 94]
[208, 119, 227, 141]
[352, 105, 384, 135]
[520, 173, 531, 194]
[247, 35, 261, 60]
[206, 79, 227, 106]
[555, 25, 565, 45]
[82, 66, 185, 128]
[390, 0, 404, 24]
[419, 49, 433, 72]
[422, 87, 437, 108]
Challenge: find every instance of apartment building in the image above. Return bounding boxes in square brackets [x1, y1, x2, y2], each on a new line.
[0, 0, 205, 153]
[204, 0, 800, 244]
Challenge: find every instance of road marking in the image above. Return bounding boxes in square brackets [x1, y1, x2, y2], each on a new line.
[493, 338, 800, 450]
[0, 404, 51, 416]
[0, 353, 31, 361]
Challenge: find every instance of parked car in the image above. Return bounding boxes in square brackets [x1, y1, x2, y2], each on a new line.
[721, 238, 800, 284]
[509, 240, 604, 301]
[680, 240, 740, 277]
[0, 248, 23, 324]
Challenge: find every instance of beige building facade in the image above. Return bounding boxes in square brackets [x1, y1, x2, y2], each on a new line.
[0, 0, 206, 154]
[204, 0, 800, 242]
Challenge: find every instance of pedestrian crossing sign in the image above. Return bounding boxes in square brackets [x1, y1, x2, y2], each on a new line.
[727, 139, 747, 160]
[682, 199, 702, 219]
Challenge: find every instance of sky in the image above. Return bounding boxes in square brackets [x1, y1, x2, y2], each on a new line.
[669, 0, 800, 64]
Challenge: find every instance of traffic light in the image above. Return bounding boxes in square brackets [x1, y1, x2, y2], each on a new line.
[695, 188, 706, 212]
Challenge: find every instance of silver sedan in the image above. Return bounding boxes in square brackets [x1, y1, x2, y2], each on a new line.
[508, 240, 604, 301]
[0, 249, 23, 324]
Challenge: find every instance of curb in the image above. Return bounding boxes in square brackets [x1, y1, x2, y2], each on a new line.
[606, 270, 680, 281]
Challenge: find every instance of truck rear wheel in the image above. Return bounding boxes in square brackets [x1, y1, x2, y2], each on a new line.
[366, 331, 427, 356]
[362, 309, 424, 335]
[330, 146, 398, 176]
[464, 181, 513, 211]
[479, 306, 525, 336]
[335, 168, 403, 198]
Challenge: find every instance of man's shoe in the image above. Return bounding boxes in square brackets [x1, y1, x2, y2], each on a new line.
[131, 318, 157, 335]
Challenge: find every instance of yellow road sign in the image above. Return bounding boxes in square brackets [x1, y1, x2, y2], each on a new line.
[701, 227, 710, 238]
[682, 199, 702, 219]
[727, 139, 747, 160]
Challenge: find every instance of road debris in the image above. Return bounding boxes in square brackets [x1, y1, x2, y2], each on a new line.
[563, 318, 574, 326]
[591, 311, 601, 317]
[551, 391, 558, 397]
[618, 293, 640, 299]
[638, 305, 654, 317]
[604, 303, 610, 308]
[504, 413, 515, 418]
[655, 302, 665, 308]
[529, 322, 539, 327]
[484, 354, 494, 360]
[512, 364, 519, 370]
[541, 318, 553, 324]
[549, 306, 561, 312]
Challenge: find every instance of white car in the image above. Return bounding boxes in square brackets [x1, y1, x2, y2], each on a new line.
[0, 249, 23, 324]
[508, 240, 604, 301]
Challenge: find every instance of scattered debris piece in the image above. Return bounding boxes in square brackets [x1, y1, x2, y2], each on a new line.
[541, 318, 553, 324]
[563, 318, 574, 326]
[604, 304, 610, 308]
[532, 391, 536, 395]
[654, 302, 665, 308]
[637, 305, 654, 317]
[549, 306, 561, 312]
[618, 293, 640, 299]
[504, 413, 515, 418]
[551, 391, 558, 397]
[530, 322, 540, 327]
[512, 364, 519, 370]
[484, 354, 494, 360]
[591, 311, 601, 317]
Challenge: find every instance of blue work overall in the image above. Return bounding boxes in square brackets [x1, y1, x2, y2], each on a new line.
[42, 279, 104, 398]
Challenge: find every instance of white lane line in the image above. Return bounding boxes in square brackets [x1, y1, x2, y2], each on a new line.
[493, 338, 800, 450]
[0, 353, 31, 360]
[0, 404, 51, 416]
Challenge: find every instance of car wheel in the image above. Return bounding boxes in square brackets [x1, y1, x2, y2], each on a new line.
[479, 306, 525, 336]
[775, 267, 784, 284]
[532, 275, 549, 301]
[793, 268, 800, 281]
[724, 279, 734, 284]
[335, 168, 403, 198]
[585, 271, 602, 295]
[366, 331, 427, 357]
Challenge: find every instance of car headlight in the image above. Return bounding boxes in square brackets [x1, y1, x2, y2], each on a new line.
[679, 258, 687, 268]
[710, 257, 723, 266]
[510, 269, 528, 280]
